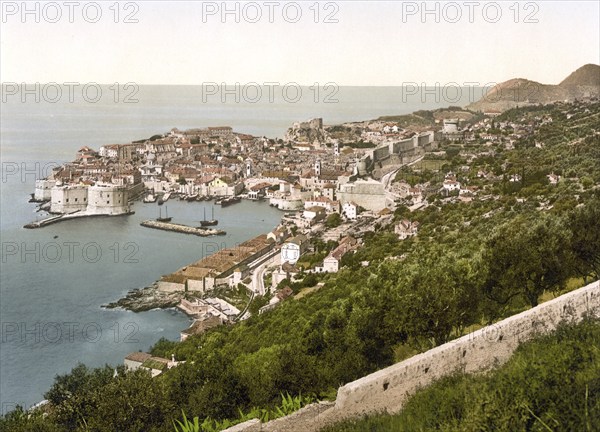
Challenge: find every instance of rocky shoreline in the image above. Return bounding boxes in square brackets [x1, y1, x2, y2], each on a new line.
[103, 284, 184, 312]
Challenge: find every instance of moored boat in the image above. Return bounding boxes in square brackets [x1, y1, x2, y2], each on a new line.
[143, 193, 157, 203]
[156, 206, 172, 222]
[200, 207, 218, 226]
[158, 192, 172, 205]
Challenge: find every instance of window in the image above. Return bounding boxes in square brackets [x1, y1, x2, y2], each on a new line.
[107, 200, 110, 204]
[66, 198, 69, 202]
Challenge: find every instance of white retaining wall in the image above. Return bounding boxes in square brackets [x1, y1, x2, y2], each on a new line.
[223, 280, 599, 431]
[333, 280, 599, 417]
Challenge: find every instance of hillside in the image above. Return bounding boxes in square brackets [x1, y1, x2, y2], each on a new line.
[324, 318, 600, 432]
[468, 64, 600, 112]
[560, 63, 600, 87]
[2, 100, 599, 432]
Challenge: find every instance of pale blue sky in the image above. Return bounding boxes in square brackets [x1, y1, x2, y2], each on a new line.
[1, 1, 599, 85]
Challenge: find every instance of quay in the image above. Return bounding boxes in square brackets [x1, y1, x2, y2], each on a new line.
[24, 211, 135, 229]
[140, 220, 226, 236]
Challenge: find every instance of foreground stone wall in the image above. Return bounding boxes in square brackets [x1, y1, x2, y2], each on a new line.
[333, 281, 599, 418]
[223, 281, 599, 431]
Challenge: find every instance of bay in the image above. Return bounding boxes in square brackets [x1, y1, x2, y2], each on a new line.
[0, 85, 473, 409]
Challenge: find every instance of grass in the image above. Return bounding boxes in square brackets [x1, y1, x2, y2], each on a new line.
[173, 393, 315, 432]
[295, 285, 322, 300]
[412, 159, 445, 171]
[392, 343, 419, 363]
[212, 284, 252, 310]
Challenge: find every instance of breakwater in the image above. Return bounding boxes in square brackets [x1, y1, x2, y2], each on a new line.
[24, 211, 135, 229]
[140, 220, 225, 236]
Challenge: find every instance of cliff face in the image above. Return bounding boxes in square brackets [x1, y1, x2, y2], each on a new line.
[468, 64, 600, 112]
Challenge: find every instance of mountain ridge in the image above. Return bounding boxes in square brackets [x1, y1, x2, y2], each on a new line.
[468, 64, 599, 112]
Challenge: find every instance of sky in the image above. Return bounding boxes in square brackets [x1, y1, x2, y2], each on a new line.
[1, 1, 599, 86]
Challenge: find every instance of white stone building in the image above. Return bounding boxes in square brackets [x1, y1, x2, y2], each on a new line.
[50, 185, 89, 213]
[281, 235, 309, 264]
[321, 236, 358, 273]
[34, 179, 57, 201]
[395, 220, 419, 240]
[442, 179, 461, 192]
[86, 184, 130, 215]
[50, 183, 130, 215]
[342, 202, 358, 220]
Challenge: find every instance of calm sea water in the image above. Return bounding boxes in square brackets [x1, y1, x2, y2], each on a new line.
[0, 85, 474, 410]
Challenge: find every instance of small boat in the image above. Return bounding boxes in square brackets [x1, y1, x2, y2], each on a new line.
[143, 193, 157, 203]
[158, 192, 172, 205]
[200, 207, 218, 226]
[220, 196, 241, 207]
[156, 206, 172, 222]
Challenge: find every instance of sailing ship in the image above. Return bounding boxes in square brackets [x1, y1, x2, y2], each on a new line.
[156, 206, 172, 222]
[200, 206, 218, 226]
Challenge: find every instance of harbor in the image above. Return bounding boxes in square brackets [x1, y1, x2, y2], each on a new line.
[140, 220, 226, 236]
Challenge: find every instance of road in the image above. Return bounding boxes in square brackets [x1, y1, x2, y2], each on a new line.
[381, 156, 425, 207]
[381, 155, 424, 190]
[237, 248, 281, 320]
[251, 249, 281, 296]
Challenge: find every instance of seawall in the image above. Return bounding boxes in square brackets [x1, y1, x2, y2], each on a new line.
[223, 280, 600, 431]
[140, 220, 226, 236]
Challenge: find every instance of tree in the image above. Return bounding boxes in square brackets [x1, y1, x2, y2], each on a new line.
[388, 247, 483, 349]
[84, 369, 173, 432]
[483, 214, 574, 308]
[248, 295, 270, 315]
[0, 406, 63, 432]
[325, 213, 342, 228]
[45, 363, 117, 430]
[150, 337, 178, 358]
[568, 199, 600, 281]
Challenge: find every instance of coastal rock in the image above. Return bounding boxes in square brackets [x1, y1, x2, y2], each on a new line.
[103, 284, 183, 312]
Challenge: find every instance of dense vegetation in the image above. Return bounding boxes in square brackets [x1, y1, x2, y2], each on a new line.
[1, 101, 599, 432]
[324, 318, 600, 432]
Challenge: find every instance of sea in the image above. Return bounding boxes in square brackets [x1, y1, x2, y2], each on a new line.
[0, 84, 483, 411]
